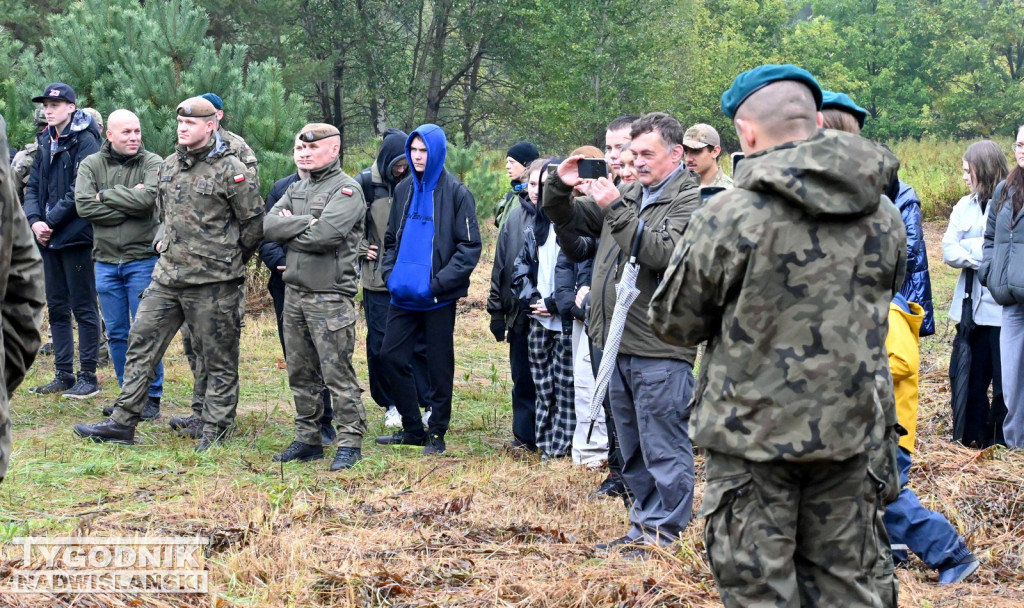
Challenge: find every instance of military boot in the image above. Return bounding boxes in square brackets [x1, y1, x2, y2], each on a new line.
[272, 441, 324, 463]
[73, 418, 136, 445]
[169, 414, 203, 439]
[195, 428, 230, 453]
[329, 447, 362, 471]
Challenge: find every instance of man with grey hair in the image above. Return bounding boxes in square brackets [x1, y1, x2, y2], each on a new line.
[544, 112, 702, 553]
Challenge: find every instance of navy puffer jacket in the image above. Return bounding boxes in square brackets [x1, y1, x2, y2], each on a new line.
[895, 181, 935, 336]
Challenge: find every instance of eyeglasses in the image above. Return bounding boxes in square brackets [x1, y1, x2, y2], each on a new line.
[1013, 142, 1024, 152]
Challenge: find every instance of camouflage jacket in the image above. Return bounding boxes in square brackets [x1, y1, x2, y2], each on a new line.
[152, 136, 264, 289]
[544, 165, 702, 362]
[220, 127, 258, 185]
[11, 142, 37, 203]
[75, 140, 163, 264]
[264, 159, 364, 297]
[0, 116, 45, 482]
[649, 130, 906, 462]
[707, 168, 734, 189]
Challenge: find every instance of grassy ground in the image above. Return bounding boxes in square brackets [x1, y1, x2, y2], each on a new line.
[0, 222, 1022, 607]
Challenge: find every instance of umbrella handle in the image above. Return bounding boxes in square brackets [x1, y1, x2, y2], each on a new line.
[586, 419, 595, 443]
[628, 219, 645, 263]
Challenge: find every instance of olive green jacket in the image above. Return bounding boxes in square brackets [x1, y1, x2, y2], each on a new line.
[75, 140, 162, 264]
[264, 159, 365, 297]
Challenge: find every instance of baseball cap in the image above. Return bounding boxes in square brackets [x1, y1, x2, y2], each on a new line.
[32, 83, 76, 104]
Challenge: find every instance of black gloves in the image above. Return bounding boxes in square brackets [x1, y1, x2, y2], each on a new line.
[490, 318, 506, 343]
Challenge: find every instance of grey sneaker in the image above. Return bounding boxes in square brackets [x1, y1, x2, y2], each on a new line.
[62, 372, 100, 400]
[32, 371, 76, 395]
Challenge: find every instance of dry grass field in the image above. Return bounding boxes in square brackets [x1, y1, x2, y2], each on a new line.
[0, 221, 1021, 607]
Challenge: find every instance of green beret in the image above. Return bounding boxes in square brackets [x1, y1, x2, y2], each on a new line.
[298, 123, 341, 142]
[821, 90, 868, 128]
[721, 64, 823, 119]
[176, 97, 217, 118]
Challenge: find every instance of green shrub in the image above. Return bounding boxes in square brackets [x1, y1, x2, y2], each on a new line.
[888, 136, 1013, 219]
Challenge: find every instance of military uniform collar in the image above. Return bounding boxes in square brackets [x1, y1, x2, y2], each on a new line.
[309, 158, 342, 182]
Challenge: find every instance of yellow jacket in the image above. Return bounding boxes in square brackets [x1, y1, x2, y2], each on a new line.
[887, 299, 924, 452]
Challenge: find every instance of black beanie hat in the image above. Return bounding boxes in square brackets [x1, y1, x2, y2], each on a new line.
[506, 141, 539, 166]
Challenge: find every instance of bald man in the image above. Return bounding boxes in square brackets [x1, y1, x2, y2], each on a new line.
[650, 65, 906, 607]
[76, 109, 166, 419]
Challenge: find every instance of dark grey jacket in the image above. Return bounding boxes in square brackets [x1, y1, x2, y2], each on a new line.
[980, 180, 1024, 305]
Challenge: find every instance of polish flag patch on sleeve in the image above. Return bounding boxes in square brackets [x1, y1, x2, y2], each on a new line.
[341, 187, 353, 196]
[233, 174, 246, 183]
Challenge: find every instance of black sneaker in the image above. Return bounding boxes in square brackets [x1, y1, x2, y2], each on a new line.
[422, 433, 446, 455]
[590, 476, 626, 499]
[101, 405, 115, 416]
[32, 371, 75, 395]
[169, 414, 203, 439]
[595, 534, 644, 552]
[62, 372, 100, 400]
[320, 423, 337, 447]
[374, 431, 427, 447]
[73, 418, 136, 445]
[140, 397, 161, 421]
[272, 441, 324, 463]
[330, 447, 362, 471]
[39, 342, 52, 356]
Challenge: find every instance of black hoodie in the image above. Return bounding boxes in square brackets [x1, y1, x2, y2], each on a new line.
[358, 128, 408, 291]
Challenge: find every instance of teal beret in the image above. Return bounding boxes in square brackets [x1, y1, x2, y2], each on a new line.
[821, 90, 868, 128]
[721, 64, 823, 119]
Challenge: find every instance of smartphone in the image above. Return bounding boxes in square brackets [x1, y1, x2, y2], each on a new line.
[578, 158, 609, 179]
[700, 186, 726, 202]
[731, 152, 745, 176]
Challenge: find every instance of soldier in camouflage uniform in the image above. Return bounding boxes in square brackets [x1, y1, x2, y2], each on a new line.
[73, 96, 264, 451]
[649, 65, 906, 608]
[170, 92, 261, 439]
[11, 107, 46, 203]
[0, 113, 46, 482]
[264, 123, 366, 471]
[682, 123, 733, 188]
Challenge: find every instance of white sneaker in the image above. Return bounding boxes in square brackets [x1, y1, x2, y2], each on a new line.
[384, 406, 402, 428]
[422, 408, 431, 426]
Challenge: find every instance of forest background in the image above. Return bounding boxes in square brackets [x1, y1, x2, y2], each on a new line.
[1, 0, 1020, 216]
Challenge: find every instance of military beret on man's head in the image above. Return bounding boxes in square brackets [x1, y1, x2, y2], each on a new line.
[200, 93, 223, 110]
[298, 123, 341, 142]
[721, 64, 823, 119]
[176, 97, 218, 118]
[821, 90, 868, 128]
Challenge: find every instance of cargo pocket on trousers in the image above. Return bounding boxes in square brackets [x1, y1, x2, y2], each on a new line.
[325, 301, 356, 333]
[702, 472, 766, 590]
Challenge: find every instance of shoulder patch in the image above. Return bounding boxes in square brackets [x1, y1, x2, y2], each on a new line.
[341, 187, 353, 196]
[233, 174, 246, 183]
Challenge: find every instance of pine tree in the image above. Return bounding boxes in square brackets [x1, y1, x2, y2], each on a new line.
[35, 0, 307, 192]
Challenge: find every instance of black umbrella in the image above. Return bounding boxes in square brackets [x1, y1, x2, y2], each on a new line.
[950, 268, 977, 444]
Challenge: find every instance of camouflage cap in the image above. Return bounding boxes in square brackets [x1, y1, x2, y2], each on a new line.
[683, 124, 721, 149]
[32, 106, 46, 127]
[82, 107, 102, 128]
[298, 123, 340, 142]
[821, 90, 868, 128]
[720, 64, 822, 119]
[176, 97, 217, 118]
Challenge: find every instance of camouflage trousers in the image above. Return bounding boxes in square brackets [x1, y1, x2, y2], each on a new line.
[701, 451, 883, 608]
[111, 281, 244, 434]
[283, 288, 365, 448]
[180, 281, 246, 415]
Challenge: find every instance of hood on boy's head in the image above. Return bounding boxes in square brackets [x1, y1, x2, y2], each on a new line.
[377, 128, 408, 188]
[406, 124, 447, 190]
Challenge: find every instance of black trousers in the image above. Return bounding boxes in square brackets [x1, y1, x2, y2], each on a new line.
[41, 244, 99, 375]
[508, 325, 537, 450]
[266, 271, 333, 424]
[381, 302, 456, 437]
[363, 289, 430, 410]
[961, 325, 1006, 447]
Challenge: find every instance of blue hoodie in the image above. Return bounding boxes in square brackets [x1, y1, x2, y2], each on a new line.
[387, 125, 449, 310]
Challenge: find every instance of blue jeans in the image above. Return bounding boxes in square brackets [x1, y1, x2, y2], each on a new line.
[883, 448, 970, 571]
[95, 258, 163, 397]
